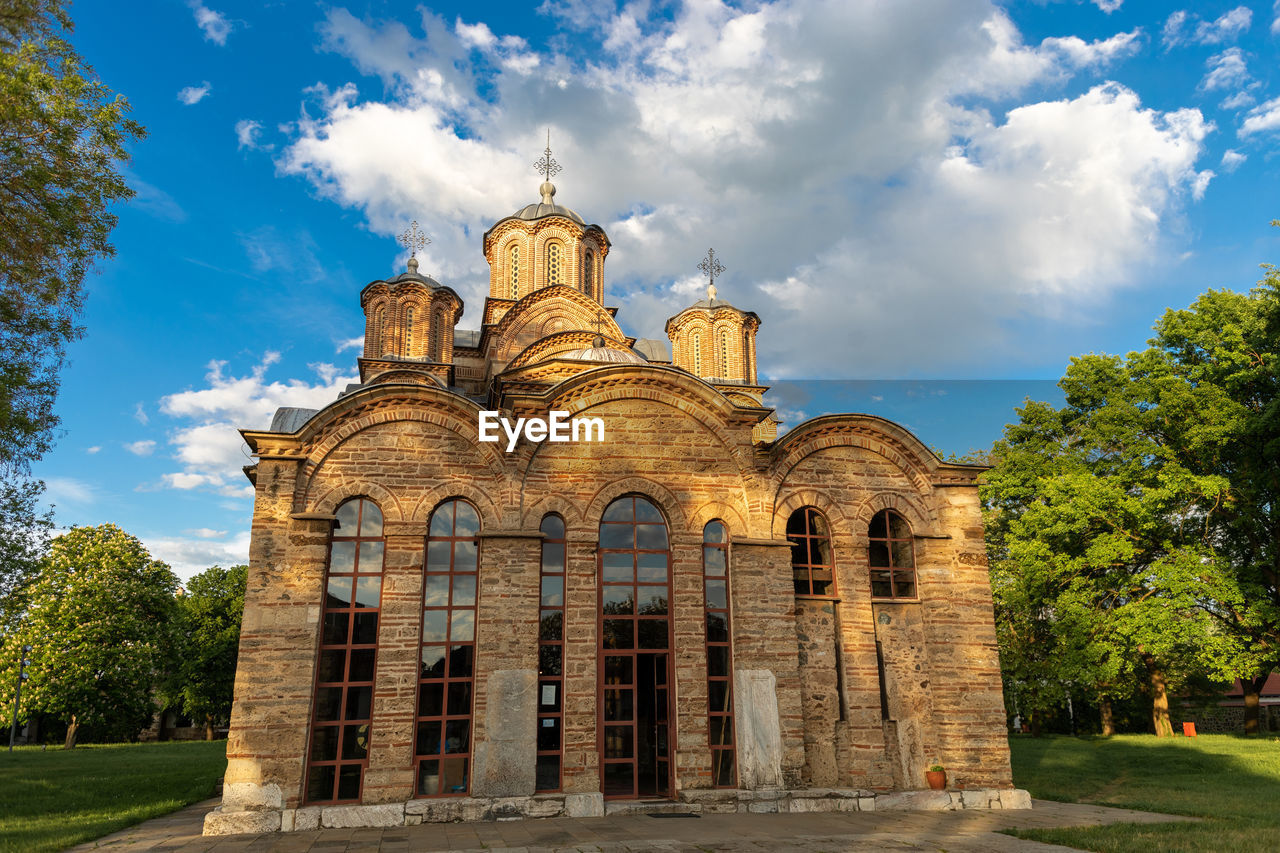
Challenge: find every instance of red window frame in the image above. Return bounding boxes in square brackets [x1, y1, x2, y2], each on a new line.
[414, 499, 480, 797]
[305, 497, 384, 804]
[787, 506, 836, 597]
[869, 509, 917, 600]
[703, 520, 737, 788]
[536, 514, 566, 792]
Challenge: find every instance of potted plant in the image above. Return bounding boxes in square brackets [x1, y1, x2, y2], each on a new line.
[925, 764, 946, 790]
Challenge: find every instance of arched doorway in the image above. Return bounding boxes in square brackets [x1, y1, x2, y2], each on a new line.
[598, 495, 673, 799]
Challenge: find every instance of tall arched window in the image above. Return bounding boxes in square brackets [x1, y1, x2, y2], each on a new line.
[404, 307, 415, 356]
[536, 514, 566, 792]
[692, 332, 702, 376]
[599, 495, 672, 799]
[508, 243, 520, 299]
[869, 509, 916, 599]
[583, 250, 595, 296]
[742, 331, 751, 379]
[786, 506, 834, 596]
[703, 520, 736, 787]
[373, 306, 386, 355]
[415, 499, 481, 797]
[548, 241, 563, 287]
[306, 497, 384, 804]
[719, 331, 730, 379]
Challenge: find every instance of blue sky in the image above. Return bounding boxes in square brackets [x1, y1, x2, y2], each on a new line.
[34, 0, 1280, 578]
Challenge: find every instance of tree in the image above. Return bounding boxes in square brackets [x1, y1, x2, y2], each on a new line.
[0, 525, 177, 747]
[0, 475, 51, 625]
[0, 0, 143, 471]
[985, 254, 1280, 735]
[164, 565, 247, 740]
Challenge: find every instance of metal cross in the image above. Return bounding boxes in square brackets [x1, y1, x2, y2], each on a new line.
[698, 248, 725, 296]
[593, 311, 609, 337]
[398, 220, 431, 258]
[534, 129, 562, 182]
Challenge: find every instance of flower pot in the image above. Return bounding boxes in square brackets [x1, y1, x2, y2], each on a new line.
[925, 770, 946, 790]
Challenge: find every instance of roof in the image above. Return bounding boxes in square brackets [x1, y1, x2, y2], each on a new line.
[632, 338, 671, 362]
[270, 407, 319, 433]
[454, 329, 481, 348]
[562, 339, 647, 364]
[511, 201, 585, 225]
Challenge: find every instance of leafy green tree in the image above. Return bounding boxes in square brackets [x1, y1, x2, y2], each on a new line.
[0, 525, 177, 747]
[0, 475, 51, 624]
[985, 252, 1280, 735]
[0, 0, 143, 471]
[163, 565, 247, 740]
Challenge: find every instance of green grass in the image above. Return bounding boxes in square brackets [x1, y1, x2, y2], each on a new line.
[0, 740, 226, 853]
[1008, 733, 1280, 853]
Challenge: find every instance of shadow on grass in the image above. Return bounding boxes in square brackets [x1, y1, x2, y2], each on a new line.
[1006, 733, 1280, 853]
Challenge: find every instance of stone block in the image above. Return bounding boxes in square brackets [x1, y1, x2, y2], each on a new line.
[525, 795, 566, 818]
[294, 806, 322, 830]
[203, 807, 282, 836]
[747, 800, 779, 813]
[220, 782, 284, 811]
[564, 792, 604, 818]
[874, 790, 955, 811]
[471, 669, 537, 797]
[999, 789, 1033, 810]
[960, 789, 1000, 809]
[279, 809, 294, 832]
[735, 670, 784, 790]
[405, 798, 463, 822]
[858, 797, 876, 811]
[320, 803, 405, 828]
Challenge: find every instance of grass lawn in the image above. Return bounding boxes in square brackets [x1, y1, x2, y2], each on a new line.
[1008, 733, 1280, 853]
[0, 740, 226, 853]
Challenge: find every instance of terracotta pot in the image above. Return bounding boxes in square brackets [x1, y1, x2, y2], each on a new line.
[925, 770, 946, 790]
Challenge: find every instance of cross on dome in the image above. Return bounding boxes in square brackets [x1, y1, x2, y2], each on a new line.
[698, 248, 725, 301]
[534, 129, 562, 204]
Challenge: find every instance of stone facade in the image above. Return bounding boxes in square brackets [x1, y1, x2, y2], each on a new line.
[205, 177, 1021, 835]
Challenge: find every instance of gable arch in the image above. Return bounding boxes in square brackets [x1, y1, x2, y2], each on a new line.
[309, 482, 406, 523]
[520, 493, 586, 531]
[770, 414, 939, 495]
[414, 488, 504, 530]
[584, 477, 688, 534]
[772, 488, 853, 540]
[686, 500, 748, 538]
[851, 492, 937, 536]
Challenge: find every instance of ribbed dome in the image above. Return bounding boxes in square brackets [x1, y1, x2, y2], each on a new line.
[562, 336, 646, 364]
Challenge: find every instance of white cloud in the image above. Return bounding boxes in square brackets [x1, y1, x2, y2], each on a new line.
[156, 353, 356, 494]
[276, 1, 1211, 378]
[1240, 97, 1280, 136]
[126, 173, 187, 223]
[1221, 90, 1255, 110]
[177, 82, 211, 105]
[337, 336, 365, 353]
[144, 530, 250, 583]
[44, 477, 97, 506]
[1220, 149, 1246, 171]
[1163, 7, 1252, 48]
[1092, 0, 1123, 11]
[1190, 169, 1214, 200]
[235, 119, 270, 151]
[134, 402, 149, 425]
[1200, 48, 1249, 91]
[1273, 1, 1280, 35]
[85, 445, 101, 454]
[189, 2, 232, 46]
[124, 439, 157, 456]
[184, 527, 228, 539]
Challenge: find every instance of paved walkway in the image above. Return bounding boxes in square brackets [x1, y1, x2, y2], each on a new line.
[65, 799, 1194, 853]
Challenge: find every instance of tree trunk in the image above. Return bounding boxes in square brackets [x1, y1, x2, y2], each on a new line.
[1242, 674, 1268, 736]
[63, 715, 79, 750]
[205, 715, 214, 741]
[1143, 653, 1173, 737]
[1030, 708, 1042, 738]
[1100, 695, 1115, 736]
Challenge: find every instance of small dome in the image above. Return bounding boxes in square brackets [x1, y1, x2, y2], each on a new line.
[561, 343, 647, 364]
[513, 201, 586, 225]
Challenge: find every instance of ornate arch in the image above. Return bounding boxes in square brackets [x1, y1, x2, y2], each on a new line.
[772, 487, 854, 540]
[770, 415, 938, 495]
[686, 500, 748, 537]
[584, 477, 688, 534]
[309, 481, 406, 523]
[851, 491, 937, 536]
[413, 487, 504, 529]
[520, 492, 586, 531]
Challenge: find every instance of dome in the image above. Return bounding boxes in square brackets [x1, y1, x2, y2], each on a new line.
[562, 335, 647, 364]
[512, 201, 586, 225]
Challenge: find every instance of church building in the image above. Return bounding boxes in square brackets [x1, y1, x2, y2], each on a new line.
[205, 154, 1022, 835]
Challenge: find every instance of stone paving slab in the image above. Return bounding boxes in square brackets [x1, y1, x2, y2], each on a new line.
[64, 798, 1194, 852]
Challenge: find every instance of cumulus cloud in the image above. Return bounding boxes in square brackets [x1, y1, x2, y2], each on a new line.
[1240, 97, 1280, 136]
[86, 446, 101, 454]
[185, 528, 228, 539]
[156, 353, 356, 495]
[235, 119, 270, 151]
[1220, 149, 1246, 171]
[125, 440, 157, 456]
[177, 82, 211, 105]
[337, 335, 365, 353]
[144, 530, 250, 583]
[276, 0, 1211, 378]
[44, 477, 97, 506]
[1163, 7, 1252, 49]
[1273, 1, 1280, 35]
[1200, 48, 1249, 91]
[189, 2, 232, 45]
[1092, 0, 1123, 11]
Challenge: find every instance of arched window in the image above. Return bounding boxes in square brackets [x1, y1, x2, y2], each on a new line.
[373, 306, 386, 355]
[405, 307, 415, 356]
[306, 497, 384, 804]
[548, 241, 563, 287]
[508, 243, 520, 299]
[536, 514, 566, 792]
[415, 499, 481, 797]
[583, 250, 594, 297]
[787, 506, 834, 596]
[742, 331, 751, 379]
[869, 509, 916, 599]
[599, 495, 672, 799]
[719, 331, 730, 379]
[703, 520, 736, 787]
[692, 332, 702, 376]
